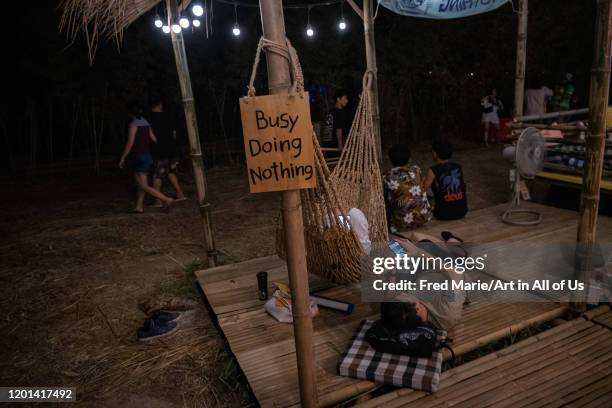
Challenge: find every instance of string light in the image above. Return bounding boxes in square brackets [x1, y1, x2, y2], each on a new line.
[171, 22, 182, 33]
[306, 6, 314, 37]
[154, 14, 163, 28]
[232, 5, 241, 36]
[338, 2, 346, 31]
[162, 25, 171, 34]
[179, 15, 190, 28]
[193, 19, 201, 27]
[192, 3, 204, 17]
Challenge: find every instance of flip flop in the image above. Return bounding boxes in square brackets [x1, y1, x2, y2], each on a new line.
[175, 196, 188, 202]
[132, 209, 144, 214]
[163, 200, 174, 213]
[149, 202, 164, 208]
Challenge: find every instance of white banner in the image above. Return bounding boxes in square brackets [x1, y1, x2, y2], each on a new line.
[378, 0, 511, 19]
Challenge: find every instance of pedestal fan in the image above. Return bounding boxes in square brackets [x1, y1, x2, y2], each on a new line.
[502, 127, 546, 226]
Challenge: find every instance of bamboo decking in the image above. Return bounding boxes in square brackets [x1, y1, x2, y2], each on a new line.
[355, 318, 612, 408]
[195, 203, 612, 407]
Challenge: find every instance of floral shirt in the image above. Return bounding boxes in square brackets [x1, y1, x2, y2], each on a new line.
[383, 165, 432, 232]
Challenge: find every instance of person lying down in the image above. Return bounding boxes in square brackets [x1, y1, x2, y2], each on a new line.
[344, 208, 466, 340]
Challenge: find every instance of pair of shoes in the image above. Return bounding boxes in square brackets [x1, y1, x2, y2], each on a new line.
[137, 311, 182, 342]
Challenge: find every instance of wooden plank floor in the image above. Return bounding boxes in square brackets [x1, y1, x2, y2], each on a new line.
[195, 203, 612, 407]
[593, 311, 612, 330]
[355, 319, 612, 408]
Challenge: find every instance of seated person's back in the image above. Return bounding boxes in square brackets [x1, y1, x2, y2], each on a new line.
[383, 144, 432, 233]
[424, 141, 468, 220]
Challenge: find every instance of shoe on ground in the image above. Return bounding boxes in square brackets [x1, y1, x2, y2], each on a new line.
[149, 310, 182, 324]
[137, 318, 178, 342]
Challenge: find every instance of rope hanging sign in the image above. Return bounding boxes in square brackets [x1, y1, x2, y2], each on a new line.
[239, 38, 316, 193]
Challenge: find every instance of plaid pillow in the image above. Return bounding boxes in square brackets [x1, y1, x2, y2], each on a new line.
[337, 320, 444, 393]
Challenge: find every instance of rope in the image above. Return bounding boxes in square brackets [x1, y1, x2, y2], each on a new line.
[245, 36, 385, 284]
[247, 36, 304, 97]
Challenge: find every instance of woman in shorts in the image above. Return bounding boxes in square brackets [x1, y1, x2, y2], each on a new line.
[119, 102, 174, 213]
[480, 87, 504, 146]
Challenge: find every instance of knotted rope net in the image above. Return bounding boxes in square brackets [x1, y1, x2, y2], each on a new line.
[246, 37, 384, 284]
[331, 71, 389, 244]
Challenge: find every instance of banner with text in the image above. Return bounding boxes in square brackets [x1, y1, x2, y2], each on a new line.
[378, 0, 511, 19]
[239, 93, 316, 193]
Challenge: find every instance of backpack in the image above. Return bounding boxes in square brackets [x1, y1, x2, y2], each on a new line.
[365, 320, 454, 360]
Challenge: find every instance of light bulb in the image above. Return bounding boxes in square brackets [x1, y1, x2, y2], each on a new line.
[162, 25, 170, 34]
[192, 5, 204, 17]
[179, 17, 190, 28]
[232, 26, 241, 36]
[154, 17, 163, 28]
[193, 19, 201, 27]
[338, 20, 347, 30]
[306, 26, 314, 37]
[171, 24, 181, 33]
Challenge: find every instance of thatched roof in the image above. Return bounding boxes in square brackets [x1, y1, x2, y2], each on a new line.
[60, 0, 196, 59]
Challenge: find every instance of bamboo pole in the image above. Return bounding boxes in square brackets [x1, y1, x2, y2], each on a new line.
[515, 108, 589, 122]
[573, 0, 612, 312]
[167, 0, 217, 267]
[513, 0, 528, 118]
[363, 0, 382, 163]
[258, 1, 317, 407]
[508, 123, 588, 131]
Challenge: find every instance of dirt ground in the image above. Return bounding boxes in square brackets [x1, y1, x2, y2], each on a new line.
[0, 143, 511, 407]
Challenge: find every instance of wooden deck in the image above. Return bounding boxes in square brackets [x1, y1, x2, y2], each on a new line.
[355, 319, 612, 408]
[195, 203, 612, 407]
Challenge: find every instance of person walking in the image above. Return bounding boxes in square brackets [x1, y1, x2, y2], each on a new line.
[148, 96, 186, 206]
[119, 101, 174, 213]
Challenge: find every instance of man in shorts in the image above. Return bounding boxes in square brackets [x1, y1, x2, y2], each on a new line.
[148, 96, 186, 205]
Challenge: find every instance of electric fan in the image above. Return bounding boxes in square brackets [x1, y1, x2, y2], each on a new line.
[501, 127, 546, 226]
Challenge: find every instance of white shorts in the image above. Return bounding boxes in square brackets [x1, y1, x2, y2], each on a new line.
[482, 112, 500, 125]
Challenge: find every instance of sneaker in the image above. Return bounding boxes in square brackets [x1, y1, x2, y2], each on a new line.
[137, 318, 178, 342]
[149, 310, 182, 324]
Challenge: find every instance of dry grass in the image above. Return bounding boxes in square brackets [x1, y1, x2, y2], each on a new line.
[0, 148, 509, 406]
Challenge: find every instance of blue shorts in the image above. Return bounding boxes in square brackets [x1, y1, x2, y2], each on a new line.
[133, 153, 153, 175]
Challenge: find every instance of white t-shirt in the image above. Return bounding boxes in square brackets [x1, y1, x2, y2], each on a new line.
[525, 86, 553, 116]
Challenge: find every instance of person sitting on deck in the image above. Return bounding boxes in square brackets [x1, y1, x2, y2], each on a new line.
[383, 144, 432, 233]
[423, 140, 468, 221]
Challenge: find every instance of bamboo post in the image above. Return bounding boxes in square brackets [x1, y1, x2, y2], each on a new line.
[363, 0, 382, 163]
[167, 0, 217, 267]
[514, 108, 589, 122]
[573, 0, 612, 312]
[513, 0, 528, 118]
[258, 1, 317, 407]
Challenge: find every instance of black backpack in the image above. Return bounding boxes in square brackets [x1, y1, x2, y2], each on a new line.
[365, 320, 454, 360]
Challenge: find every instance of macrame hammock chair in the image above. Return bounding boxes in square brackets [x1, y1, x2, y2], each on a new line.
[246, 37, 388, 285]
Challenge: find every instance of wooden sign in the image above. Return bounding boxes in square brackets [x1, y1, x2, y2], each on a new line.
[239, 93, 316, 193]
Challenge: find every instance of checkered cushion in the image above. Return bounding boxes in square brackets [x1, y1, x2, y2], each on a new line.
[337, 320, 444, 393]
